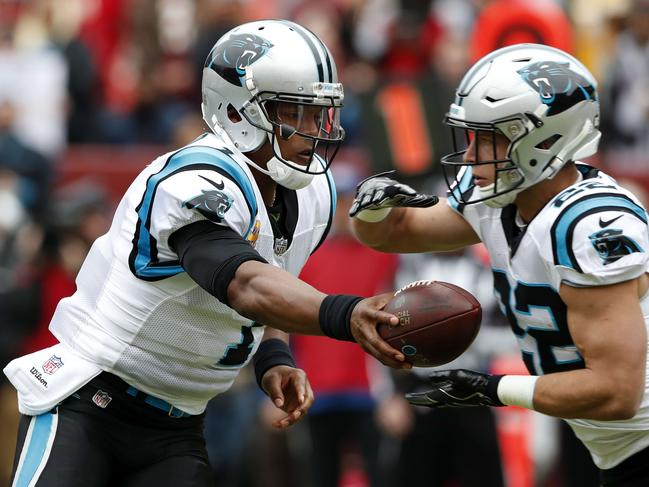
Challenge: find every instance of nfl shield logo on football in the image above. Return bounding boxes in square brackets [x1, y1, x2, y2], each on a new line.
[274, 237, 288, 255]
[42, 355, 64, 375]
[92, 390, 112, 409]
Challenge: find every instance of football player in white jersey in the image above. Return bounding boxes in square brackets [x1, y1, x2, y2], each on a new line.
[4, 20, 409, 487]
[351, 44, 649, 485]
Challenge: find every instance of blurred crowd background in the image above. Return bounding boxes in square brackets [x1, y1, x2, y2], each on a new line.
[1, 0, 649, 486]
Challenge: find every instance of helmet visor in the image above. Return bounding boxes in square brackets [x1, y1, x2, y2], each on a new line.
[262, 99, 344, 142]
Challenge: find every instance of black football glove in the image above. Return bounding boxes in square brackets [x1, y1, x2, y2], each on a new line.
[348, 171, 439, 218]
[405, 369, 505, 408]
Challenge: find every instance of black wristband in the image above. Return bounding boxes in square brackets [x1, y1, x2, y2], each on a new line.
[319, 294, 364, 342]
[486, 375, 505, 406]
[253, 338, 296, 390]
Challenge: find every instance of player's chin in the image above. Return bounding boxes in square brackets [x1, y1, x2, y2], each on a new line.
[293, 151, 313, 165]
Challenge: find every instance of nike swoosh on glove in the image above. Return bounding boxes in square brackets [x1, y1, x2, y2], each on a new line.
[348, 170, 439, 218]
[405, 369, 504, 408]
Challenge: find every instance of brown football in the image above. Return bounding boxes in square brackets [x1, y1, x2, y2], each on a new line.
[378, 280, 482, 367]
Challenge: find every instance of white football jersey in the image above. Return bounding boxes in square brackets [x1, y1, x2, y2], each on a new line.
[49, 133, 336, 415]
[450, 163, 649, 469]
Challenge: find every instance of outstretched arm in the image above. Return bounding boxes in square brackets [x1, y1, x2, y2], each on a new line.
[349, 172, 480, 253]
[228, 260, 407, 369]
[170, 221, 409, 369]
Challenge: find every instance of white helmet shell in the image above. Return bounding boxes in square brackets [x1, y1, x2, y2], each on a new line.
[201, 20, 345, 189]
[443, 44, 601, 207]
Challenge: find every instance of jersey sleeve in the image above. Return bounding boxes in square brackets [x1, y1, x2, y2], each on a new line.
[550, 194, 649, 287]
[129, 146, 259, 280]
[152, 169, 254, 248]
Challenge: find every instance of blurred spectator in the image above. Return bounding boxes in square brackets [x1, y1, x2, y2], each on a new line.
[21, 180, 112, 355]
[0, 169, 42, 369]
[469, 0, 572, 62]
[97, 0, 197, 144]
[0, 1, 68, 157]
[0, 168, 43, 487]
[292, 157, 399, 487]
[355, 29, 468, 182]
[48, 0, 100, 143]
[0, 99, 52, 220]
[600, 0, 649, 165]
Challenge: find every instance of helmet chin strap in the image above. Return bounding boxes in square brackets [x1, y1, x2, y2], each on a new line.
[265, 134, 315, 190]
[217, 127, 315, 190]
[478, 168, 524, 208]
[480, 185, 518, 208]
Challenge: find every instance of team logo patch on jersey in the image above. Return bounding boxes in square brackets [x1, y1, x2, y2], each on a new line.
[206, 33, 273, 86]
[42, 355, 64, 375]
[184, 176, 233, 223]
[92, 390, 112, 409]
[588, 228, 643, 265]
[274, 236, 289, 255]
[246, 219, 261, 248]
[517, 61, 596, 116]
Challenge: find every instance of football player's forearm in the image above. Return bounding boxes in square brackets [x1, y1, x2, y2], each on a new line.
[532, 370, 643, 420]
[351, 208, 406, 251]
[227, 260, 326, 334]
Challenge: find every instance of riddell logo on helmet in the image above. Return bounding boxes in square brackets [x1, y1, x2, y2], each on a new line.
[207, 33, 273, 86]
[517, 61, 596, 116]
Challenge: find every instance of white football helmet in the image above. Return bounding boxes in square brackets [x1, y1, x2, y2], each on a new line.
[201, 20, 345, 190]
[441, 44, 601, 208]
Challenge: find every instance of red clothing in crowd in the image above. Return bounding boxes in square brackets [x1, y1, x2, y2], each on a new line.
[293, 236, 398, 398]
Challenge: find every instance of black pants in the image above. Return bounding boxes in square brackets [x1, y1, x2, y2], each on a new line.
[307, 409, 381, 487]
[600, 445, 649, 487]
[10, 372, 212, 487]
[396, 407, 505, 487]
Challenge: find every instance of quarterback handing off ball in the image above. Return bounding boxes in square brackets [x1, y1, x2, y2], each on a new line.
[379, 281, 482, 367]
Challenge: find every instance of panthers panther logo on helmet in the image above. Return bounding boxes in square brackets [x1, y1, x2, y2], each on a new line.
[517, 61, 596, 116]
[588, 228, 643, 265]
[206, 33, 273, 86]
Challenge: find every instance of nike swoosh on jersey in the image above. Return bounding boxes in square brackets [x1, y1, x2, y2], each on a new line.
[199, 174, 225, 190]
[598, 215, 623, 228]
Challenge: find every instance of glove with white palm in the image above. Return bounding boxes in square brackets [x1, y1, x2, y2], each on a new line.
[349, 171, 439, 222]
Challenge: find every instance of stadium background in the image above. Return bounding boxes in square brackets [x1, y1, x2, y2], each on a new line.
[1, 0, 648, 486]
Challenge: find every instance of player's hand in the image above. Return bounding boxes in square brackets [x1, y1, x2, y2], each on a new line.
[350, 293, 412, 370]
[261, 365, 314, 428]
[349, 170, 439, 221]
[405, 369, 504, 408]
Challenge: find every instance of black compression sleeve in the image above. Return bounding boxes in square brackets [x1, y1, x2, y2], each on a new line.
[169, 220, 267, 306]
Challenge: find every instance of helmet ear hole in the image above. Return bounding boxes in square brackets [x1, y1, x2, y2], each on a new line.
[227, 104, 242, 123]
[535, 134, 562, 150]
